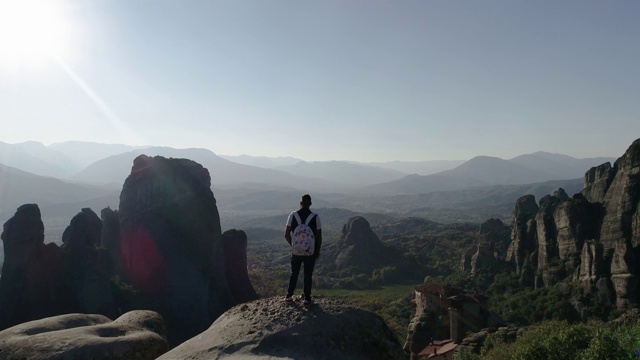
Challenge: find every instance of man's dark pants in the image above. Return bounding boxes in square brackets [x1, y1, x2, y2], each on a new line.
[287, 254, 316, 300]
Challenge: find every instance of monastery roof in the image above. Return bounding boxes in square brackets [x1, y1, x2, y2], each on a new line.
[418, 339, 458, 357]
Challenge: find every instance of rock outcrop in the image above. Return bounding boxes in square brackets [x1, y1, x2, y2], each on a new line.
[157, 297, 406, 360]
[535, 195, 562, 279]
[100, 207, 122, 271]
[586, 140, 640, 308]
[505, 195, 539, 275]
[222, 229, 258, 304]
[0, 310, 168, 360]
[470, 219, 511, 276]
[0, 206, 123, 330]
[1, 155, 260, 348]
[0, 204, 64, 329]
[504, 138, 640, 309]
[332, 216, 391, 273]
[60, 208, 117, 318]
[583, 162, 615, 203]
[404, 305, 447, 356]
[118, 155, 234, 345]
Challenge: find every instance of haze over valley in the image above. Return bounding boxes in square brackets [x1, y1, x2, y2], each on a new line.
[0, 139, 615, 244]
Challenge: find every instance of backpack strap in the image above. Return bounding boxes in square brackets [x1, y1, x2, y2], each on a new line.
[305, 212, 316, 225]
[292, 212, 302, 226]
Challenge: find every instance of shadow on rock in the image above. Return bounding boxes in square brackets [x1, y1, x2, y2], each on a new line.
[159, 296, 407, 360]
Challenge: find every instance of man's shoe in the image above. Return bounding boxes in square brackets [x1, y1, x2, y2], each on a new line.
[284, 296, 294, 304]
[303, 298, 314, 306]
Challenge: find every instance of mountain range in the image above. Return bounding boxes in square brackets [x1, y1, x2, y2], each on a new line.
[0, 140, 616, 234]
[369, 153, 612, 194]
[0, 140, 614, 188]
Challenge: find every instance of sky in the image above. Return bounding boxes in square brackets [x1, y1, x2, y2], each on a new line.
[0, 0, 639, 162]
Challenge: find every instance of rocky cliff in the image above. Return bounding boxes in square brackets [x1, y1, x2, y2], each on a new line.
[332, 216, 386, 273]
[0, 310, 168, 360]
[504, 138, 640, 309]
[222, 229, 258, 304]
[469, 218, 511, 277]
[505, 195, 539, 276]
[118, 154, 235, 345]
[322, 216, 414, 279]
[583, 139, 640, 308]
[157, 296, 406, 360]
[0, 155, 260, 348]
[0, 204, 64, 329]
[0, 206, 118, 329]
[61, 208, 117, 318]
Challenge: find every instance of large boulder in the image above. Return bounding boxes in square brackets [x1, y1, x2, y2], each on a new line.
[157, 297, 406, 360]
[0, 310, 168, 360]
[117, 155, 234, 345]
[0, 204, 64, 329]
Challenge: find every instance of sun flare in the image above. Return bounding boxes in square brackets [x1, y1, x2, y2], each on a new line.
[0, 0, 71, 69]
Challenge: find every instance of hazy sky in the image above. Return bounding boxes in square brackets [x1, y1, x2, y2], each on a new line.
[1, 0, 639, 162]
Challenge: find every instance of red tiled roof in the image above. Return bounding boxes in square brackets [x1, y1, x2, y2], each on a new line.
[418, 339, 454, 356]
[432, 339, 453, 346]
[438, 342, 458, 354]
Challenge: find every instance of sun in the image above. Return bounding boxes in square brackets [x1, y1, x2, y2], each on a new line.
[0, 0, 71, 70]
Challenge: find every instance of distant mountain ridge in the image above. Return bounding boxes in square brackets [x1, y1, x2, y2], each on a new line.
[0, 141, 76, 178]
[49, 141, 149, 169]
[371, 153, 615, 195]
[72, 147, 350, 192]
[439, 156, 557, 184]
[219, 154, 302, 168]
[274, 160, 407, 186]
[0, 163, 118, 219]
[0, 141, 147, 179]
[364, 159, 466, 175]
[509, 151, 615, 180]
[0, 140, 616, 195]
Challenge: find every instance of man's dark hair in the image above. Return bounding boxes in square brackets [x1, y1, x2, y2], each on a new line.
[301, 194, 312, 206]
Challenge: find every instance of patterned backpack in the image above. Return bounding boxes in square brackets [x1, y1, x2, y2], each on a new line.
[291, 212, 316, 256]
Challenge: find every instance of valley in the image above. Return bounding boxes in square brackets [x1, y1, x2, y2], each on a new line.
[0, 139, 638, 359]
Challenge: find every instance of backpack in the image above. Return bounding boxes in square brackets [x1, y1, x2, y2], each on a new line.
[291, 212, 316, 256]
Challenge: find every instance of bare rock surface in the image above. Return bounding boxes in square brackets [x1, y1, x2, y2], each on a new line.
[470, 219, 511, 276]
[0, 206, 123, 331]
[506, 195, 538, 274]
[60, 208, 117, 318]
[504, 138, 640, 309]
[583, 162, 615, 203]
[0, 310, 168, 360]
[118, 154, 234, 345]
[222, 229, 258, 304]
[0, 204, 64, 329]
[158, 296, 406, 360]
[330, 216, 393, 273]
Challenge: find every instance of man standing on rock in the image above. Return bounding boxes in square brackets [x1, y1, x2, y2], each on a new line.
[284, 194, 322, 306]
